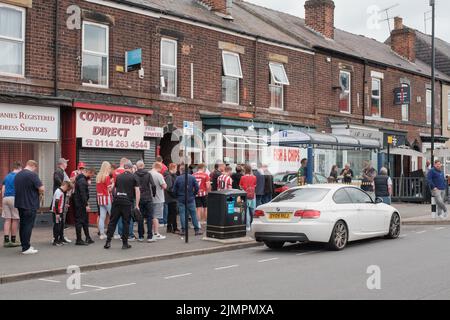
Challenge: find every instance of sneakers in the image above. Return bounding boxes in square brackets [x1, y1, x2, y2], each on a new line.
[86, 238, 95, 245]
[75, 240, 88, 246]
[154, 234, 166, 240]
[195, 231, 203, 236]
[104, 241, 111, 249]
[147, 237, 157, 243]
[128, 237, 135, 242]
[99, 234, 107, 240]
[53, 241, 63, 247]
[113, 234, 121, 240]
[3, 241, 11, 248]
[62, 237, 72, 244]
[22, 247, 38, 255]
[137, 238, 144, 242]
[8, 241, 21, 248]
[122, 243, 132, 250]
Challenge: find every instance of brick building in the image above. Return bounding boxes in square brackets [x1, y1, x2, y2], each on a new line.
[1, 0, 449, 211]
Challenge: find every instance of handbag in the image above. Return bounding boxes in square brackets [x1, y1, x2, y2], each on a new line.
[131, 207, 143, 222]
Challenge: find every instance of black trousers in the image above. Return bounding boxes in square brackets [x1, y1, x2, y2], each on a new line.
[52, 213, 64, 241]
[18, 208, 36, 252]
[107, 202, 131, 242]
[167, 202, 178, 232]
[75, 205, 90, 241]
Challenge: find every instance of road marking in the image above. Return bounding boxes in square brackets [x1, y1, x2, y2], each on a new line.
[95, 283, 136, 291]
[296, 251, 321, 256]
[214, 265, 239, 271]
[70, 291, 89, 295]
[435, 227, 446, 230]
[399, 234, 408, 238]
[38, 279, 60, 283]
[416, 230, 427, 234]
[164, 273, 192, 280]
[258, 258, 279, 263]
[83, 284, 106, 290]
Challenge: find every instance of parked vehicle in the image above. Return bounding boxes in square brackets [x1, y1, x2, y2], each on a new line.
[273, 172, 328, 196]
[252, 184, 401, 251]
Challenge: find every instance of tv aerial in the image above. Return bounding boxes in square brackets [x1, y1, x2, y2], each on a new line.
[378, 3, 400, 32]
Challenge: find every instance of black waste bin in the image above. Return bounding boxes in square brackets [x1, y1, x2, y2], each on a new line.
[206, 189, 247, 239]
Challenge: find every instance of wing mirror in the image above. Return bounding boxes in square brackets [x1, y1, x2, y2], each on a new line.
[375, 197, 384, 204]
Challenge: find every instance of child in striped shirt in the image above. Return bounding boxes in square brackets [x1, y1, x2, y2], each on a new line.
[217, 166, 234, 191]
[51, 181, 72, 246]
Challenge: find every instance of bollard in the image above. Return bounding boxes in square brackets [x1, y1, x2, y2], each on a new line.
[431, 196, 437, 219]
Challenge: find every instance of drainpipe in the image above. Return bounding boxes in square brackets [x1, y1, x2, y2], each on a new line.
[362, 59, 367, 124]
[54, 0, 59, 97]
[253, 37, 258, 118]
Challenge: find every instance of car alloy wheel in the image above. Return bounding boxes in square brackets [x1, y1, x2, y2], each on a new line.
[387, 213, 401, 239]
[328, 221, 348, 251]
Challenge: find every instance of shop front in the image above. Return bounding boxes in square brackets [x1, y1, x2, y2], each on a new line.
[0, 103, 60, 211]
[62, 102, 154, 220]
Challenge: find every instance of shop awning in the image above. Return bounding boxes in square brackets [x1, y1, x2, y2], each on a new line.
[381, 147, 424, 157]
[269, 130, 382, 150]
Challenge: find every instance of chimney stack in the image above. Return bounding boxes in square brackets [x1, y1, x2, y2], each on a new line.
[197, 0, 233, 17]
[390, 16, 416, 62]
[304, 0, 335, 39]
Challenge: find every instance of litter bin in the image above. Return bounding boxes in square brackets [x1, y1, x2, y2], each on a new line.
[206, 189, 247, 239]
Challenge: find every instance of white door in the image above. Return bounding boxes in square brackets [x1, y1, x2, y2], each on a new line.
[332, 188, 362, 235]
[345, 188, 384, 233]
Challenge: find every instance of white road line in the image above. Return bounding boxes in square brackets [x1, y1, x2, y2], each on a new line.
[100, 283, 136, 290]
[70, 291, 89, 295]
[164, 273, 192, 280]
[296, 251, 321, 256]
[214, 265, 239, 271]
[399, 234, 408, 238]
[416, 230, 427, 234]
[435, 227, 446, 230]
[38, 279, 60, 283]
[258, 258, 279, 263]
[82, 284, 107, 290]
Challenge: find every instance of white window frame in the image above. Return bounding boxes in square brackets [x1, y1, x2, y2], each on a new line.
[81, 21, 109, 88]
[401, 83, 409, 122]
[269, 62, 289, 85]
[426, 89, 432, 125]
[222, 75, 239, 105]
[160, 38, 177, 97]
[339, 70, 351, 114]
[371, 77, 382, 118]
[0, 3, 25, 78]
[222, 51, 243, 79]
[269, 82, 284, 110]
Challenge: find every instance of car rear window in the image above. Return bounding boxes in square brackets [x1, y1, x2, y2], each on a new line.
[272, 188, 329, 203]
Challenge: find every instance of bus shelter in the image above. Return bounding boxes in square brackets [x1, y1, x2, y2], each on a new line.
[269, 130, 382, 184]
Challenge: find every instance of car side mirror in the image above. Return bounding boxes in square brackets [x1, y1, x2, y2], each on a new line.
[375, 197, 384, 204]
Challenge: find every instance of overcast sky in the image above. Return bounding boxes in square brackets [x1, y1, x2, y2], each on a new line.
[245, 0, 450, 43]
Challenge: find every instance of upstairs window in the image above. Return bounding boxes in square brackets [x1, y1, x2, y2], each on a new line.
[426, 89, 432, 125]
[339, 71, 351, 113]
[0, 3, 25, 77]
[160, 38, 177, 96]
[222, 51, 242, 105]
[401, 83, 409, 122]
[269, 62, 289, 110]
[82, 22, 109, 87]
[371, 78, 381, 117]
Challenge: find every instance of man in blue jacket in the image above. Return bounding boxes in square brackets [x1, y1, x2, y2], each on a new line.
[173, 165, 203, 236]
[427, 160, 448, 219]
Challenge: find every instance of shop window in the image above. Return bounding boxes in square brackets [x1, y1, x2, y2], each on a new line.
[339, 71, 351, 113]
[82, 21, 109, 87]
[222, 51, 242, 105]
[269, 62, 288, 110]
[346, 150, 371, 179]
[160, 38, 177, 96]
[426, 89, 432, 125]
[401, 83, 409, 121]
[371, 78, 381, 117]
[0, 3, 25, 77]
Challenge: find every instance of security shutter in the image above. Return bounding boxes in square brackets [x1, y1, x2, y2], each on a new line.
[144, 138, 157, 167]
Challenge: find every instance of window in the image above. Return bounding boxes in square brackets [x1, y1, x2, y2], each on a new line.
[333, 189, 352, 204]
[401, 83, 409, 121]
[339, 71, 351, 113]
[272, 188, 330, 203]
[0, 3, 25, 77]
[222, 51, 242, 104]
[269, 62, 289, 109]
[371, 78, 381, 117]
[448, 94, 450, 129]
[426, 89, 432, 125]
[82, 22, 108, 87]
[345, 187, 373, 204]
[160, 38, 177, 96]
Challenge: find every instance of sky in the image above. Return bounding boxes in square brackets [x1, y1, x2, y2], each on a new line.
[245, 0, 450, 43]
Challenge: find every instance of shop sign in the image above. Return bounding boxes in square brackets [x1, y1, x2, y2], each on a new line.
[394, 86, 411, 105]
[144, 126, 164, 138]
[0, 103, 59, 141]
[76, 109, 149, 150]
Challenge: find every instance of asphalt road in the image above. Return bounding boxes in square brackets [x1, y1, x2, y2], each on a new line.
[1, 225, 450, 300]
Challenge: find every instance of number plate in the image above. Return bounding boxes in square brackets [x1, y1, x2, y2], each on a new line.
[268, 213, 291, 220]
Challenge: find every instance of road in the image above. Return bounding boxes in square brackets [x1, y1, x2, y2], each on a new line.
[1, 225, 450, 300]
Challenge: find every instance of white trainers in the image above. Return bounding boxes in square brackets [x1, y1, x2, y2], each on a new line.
[22, 247, 38, 255]
[99, 234, 107, 240]
[113, 235, 121, 240]
[154, 234, 166, 240]
[63, 237, 72, 243]
[147, 238, 157, 243]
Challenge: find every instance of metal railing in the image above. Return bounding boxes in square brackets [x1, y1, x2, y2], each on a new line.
[392, 177, 428, 203]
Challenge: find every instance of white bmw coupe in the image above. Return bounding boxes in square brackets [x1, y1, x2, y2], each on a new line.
[252, 184, 401, 251]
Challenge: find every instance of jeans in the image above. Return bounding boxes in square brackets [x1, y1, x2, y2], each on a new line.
[432, 189, 448, 216]
[380, 196, 392, 205]
[138, 200, 153, 239]
[18, 208, 36, 252]
[52, 213, 64, 242]
[262, 193, 272, 204]
[256, 195, 263, 207]
[107, 203, 131, 242]
[246, 199, 256, 230]
[98, 204, 112, 235]
[178, 202, 200, 232]
[118, 216, 134, 238]
[162, 203, 168, 225]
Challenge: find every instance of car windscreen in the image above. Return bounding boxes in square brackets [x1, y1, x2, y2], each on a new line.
[272, 188, 330, 203]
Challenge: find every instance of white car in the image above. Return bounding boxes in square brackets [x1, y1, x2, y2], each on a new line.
[252, 184, 401, 251]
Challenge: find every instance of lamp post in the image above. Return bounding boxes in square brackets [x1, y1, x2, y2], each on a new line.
[430, 0, 436, 164]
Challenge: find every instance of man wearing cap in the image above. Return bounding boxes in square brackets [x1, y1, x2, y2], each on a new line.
[70, 162, 86, 183]
[53, 158, 70, 193]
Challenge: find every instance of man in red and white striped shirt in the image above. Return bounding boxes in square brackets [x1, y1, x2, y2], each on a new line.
[51, 181, 72, 246]
[193, 164, 211, 226]
[217, 166, 233, 191]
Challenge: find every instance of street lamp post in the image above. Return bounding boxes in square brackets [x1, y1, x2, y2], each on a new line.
[430, 0, 436, 164]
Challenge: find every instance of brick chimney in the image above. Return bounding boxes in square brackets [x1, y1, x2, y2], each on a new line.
[197, 0, 233, 17]
[390, 17, 416, 62]
[304, 0, 335, 39]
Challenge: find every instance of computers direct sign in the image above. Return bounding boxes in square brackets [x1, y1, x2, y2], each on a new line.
[76, 109, 149, 150]
[0, 103, 59, 141]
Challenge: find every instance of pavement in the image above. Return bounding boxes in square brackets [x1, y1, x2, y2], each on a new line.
[0, 202, 446, 285]
[1, 224, 450, 300]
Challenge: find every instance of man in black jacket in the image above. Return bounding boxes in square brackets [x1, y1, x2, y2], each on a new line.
[210, 162, 224, 191]
[134, 160, 156, 242]
[53, 158, 69, 193]
[73, 167, 96, 246]
[164, 163, 179, 234]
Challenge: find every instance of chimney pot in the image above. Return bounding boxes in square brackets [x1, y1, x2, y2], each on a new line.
[197, 0, 232, 16]
[390, 17, 416, 62]
[304, 0, 336, 39]
[394, 16, 403, 30]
